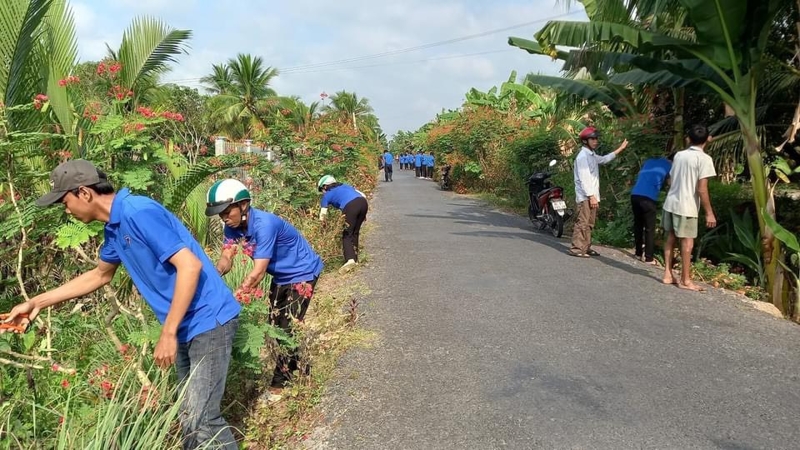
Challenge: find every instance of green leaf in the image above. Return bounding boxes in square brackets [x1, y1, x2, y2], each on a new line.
[534, 20, 693, 54]
[762, 208, 800, 253]
[55, 219, 102, 249]
[524, 74, 626, 114]
[233, 322, 266, 358]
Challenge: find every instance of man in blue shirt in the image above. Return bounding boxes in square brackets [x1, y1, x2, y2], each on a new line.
[414, 151, 423, 178]
[382, 149, 394, 182]
[206, 179, 323, 390]
[317, 175, 369, 273]
[424, 151, 435, 179]
[1, 160, 240, 449]
[631, 154, 673, 264]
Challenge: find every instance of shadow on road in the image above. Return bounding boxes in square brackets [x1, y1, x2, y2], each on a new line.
[416, 200, 657, 280]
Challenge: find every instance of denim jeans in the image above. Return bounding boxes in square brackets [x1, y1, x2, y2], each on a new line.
[176, 318, 239, 450]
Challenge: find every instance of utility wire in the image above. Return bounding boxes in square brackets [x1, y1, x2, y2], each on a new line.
[165, 10, 583, 84]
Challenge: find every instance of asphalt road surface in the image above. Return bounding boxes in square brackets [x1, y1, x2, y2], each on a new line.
[311, 169, 800, 450]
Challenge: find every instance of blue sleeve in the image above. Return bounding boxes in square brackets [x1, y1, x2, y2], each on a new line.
[321, 191, 332, 208]
[252, 217, 279, 260]
[128, 208, 187, 264]
[99, 231, 121, 264]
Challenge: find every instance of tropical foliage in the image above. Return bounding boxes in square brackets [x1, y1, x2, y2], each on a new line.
[398, 0, 800, 315]
[0, 1, 382, 447]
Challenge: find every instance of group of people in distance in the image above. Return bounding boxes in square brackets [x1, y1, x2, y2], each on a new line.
[569, 123, 717, 292]
[381, 149, 437, 181]
[0, 160, 369, 449]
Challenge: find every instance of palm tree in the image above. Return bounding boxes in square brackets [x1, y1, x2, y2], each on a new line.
[202, 53, 280, 135]
[322, 90, 374, 131]
[199, 64, 234, 95]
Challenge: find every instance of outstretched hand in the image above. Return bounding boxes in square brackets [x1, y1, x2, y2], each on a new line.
[0, 301, 37, 334]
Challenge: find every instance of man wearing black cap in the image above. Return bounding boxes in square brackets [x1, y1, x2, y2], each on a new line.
[0, 160, 241, 449]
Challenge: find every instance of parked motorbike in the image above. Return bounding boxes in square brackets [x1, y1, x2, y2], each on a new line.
[526, 159, 571, 237]
[440, 165, 452, 191]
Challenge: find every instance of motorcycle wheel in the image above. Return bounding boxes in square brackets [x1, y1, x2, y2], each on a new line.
[550, 210, 564, 238]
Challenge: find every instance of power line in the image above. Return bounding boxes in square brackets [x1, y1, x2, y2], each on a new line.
[174, 48, 517, 86]
[164, 10, 583, 85]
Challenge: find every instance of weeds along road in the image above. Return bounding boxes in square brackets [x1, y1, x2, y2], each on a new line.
[312, 169, 800, 450]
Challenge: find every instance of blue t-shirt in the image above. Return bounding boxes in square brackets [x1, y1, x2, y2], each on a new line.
[415, 154, 422, 167]
[424, 155, 434, 167]
[383, 153, 393, 165]
[321, 184, 363, 210]
[223, 208, 323, 285]
[631, 157, 672, 201]
[100, 189, 240, 344]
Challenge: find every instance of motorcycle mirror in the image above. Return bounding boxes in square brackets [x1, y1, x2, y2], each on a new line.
[548, 159, 557, 167]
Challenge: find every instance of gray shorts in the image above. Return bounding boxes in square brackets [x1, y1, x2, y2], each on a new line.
[662, 211, 698, 238]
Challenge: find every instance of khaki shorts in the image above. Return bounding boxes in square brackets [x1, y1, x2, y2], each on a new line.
[662, 211, 698, 238]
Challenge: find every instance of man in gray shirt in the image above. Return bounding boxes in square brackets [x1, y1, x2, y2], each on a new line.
[662, 124, 717, 291]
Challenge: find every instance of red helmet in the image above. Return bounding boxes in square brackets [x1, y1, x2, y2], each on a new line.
[579, 127, 599, 140]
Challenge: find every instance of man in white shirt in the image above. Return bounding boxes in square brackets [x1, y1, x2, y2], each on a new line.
[569, 127, 628, 257]
[662, 124, 717, 291]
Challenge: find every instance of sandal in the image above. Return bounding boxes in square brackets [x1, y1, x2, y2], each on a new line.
[586, 249, 600, 256]
[568, 250, 590, 258]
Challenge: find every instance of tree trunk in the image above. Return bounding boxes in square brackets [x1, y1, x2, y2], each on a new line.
[741, 119, 784, 310]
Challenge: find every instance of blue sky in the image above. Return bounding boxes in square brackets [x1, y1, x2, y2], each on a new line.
[73, 0, 587, 137]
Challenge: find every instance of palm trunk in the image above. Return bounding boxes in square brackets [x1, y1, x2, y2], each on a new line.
[741, 116, 784, 310]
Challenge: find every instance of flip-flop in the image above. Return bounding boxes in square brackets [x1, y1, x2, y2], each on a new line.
[586, 249, 600, 256]
[568, 250, 590, 258]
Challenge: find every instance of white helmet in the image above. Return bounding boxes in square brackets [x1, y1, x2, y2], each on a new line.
[317, 174, 337, 192]
[205, 179, 251, 216]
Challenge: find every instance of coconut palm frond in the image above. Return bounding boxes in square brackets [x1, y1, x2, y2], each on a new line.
[117, 16, 191, 104]
[0, 0, 51, 118]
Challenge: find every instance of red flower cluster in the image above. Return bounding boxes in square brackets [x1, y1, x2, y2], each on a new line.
[33, 94, 48, 110]
[293, 282, 313, 299]
[331, 143, 342, 152]
[57, 75, 80, 87]
[88, 364, 114, 399]
[108, 85, 133, 101]
[161, 111, 184, 121]
[136, 106, 155, 118]
[242, 241, 255, 258]
[61, 379, 70, 389]
[234, 286, 264, 305]
[222, 238, 239, 254]
[97, 61, 122, 76]
[57, 149, 72, 160]
[83, 102, 101, 122]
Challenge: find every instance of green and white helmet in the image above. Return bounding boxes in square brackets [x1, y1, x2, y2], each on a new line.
[205, 179, 251, 216]
[317, 175, 337, 192]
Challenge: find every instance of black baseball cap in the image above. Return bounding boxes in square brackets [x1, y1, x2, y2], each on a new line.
[36, 159, 104, 206]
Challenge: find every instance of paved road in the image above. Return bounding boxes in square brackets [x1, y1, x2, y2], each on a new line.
[313, 169, 800, 449]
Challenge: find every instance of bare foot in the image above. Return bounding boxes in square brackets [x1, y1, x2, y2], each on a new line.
[678, 282, 706, 292]
[662, 272, 679, 285]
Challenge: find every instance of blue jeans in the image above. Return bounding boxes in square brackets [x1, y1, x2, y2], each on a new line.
[176, 318, 239, 450]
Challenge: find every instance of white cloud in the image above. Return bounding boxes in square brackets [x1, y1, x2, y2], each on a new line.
[76, 0, 586, 135]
